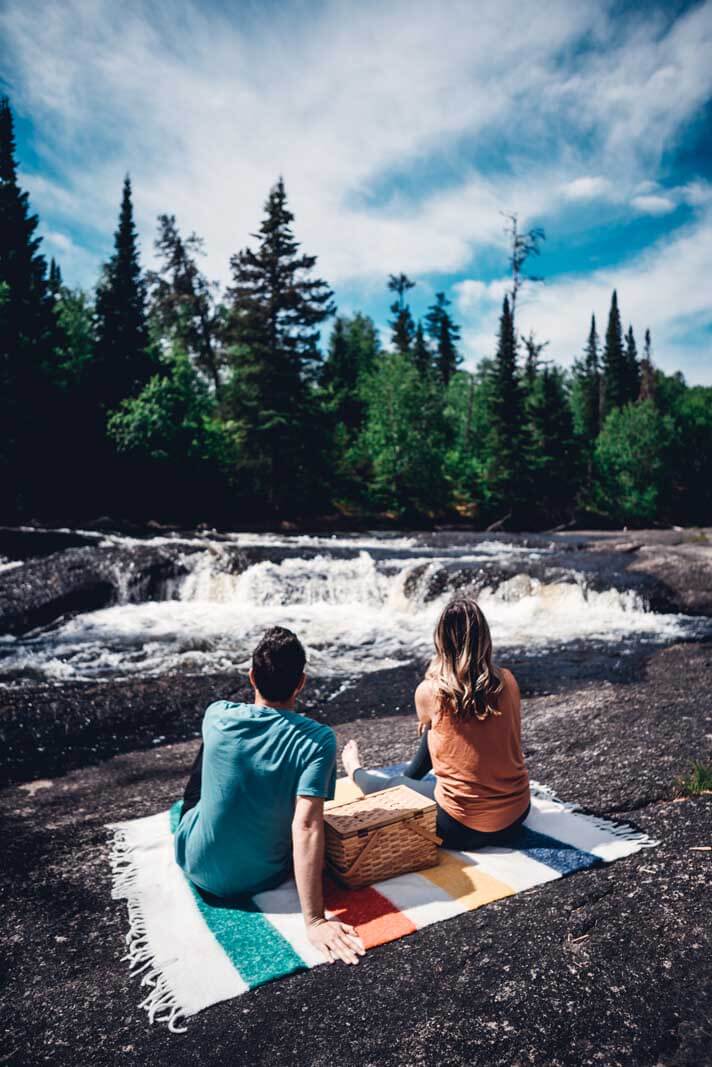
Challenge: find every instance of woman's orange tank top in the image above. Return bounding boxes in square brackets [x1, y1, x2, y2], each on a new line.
[428, 667, 530, 832]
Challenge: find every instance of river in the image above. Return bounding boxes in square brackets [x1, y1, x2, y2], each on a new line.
[1, 529, 710, 687]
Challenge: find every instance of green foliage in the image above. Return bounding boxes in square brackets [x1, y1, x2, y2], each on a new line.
[0, 94, 56, 516]
[442, 369, 490, 516]
[319, 314, 381, 505]
[93, 176, 157, 413]
[667, 384, 712, 523]
[601, 291, 639, 417]
[320, 312, 379, 426]
[359, 353, 448, 516]
[482, 295, 530, 522]
[387, 273, 416, 356]
[3, 93, 712, 528]
[52, 287, 95, 389]
[412, 321, 431, 376]
[223, 177, 335, 514]
[592, 399, 675, 524]
[425, 292, 461, 385]
[525, 365, 580, 523]
[570, 314, 602, 443]
[108, 346, 222, 464]
[147, 214, 224, 396]
[676, 761, 712, 797]
[107, 346, 237, 520]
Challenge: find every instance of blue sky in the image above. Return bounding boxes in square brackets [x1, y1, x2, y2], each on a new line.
[2, 0, 712, 382]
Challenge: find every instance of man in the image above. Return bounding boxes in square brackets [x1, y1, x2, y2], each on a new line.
[174, 625, 365, 966]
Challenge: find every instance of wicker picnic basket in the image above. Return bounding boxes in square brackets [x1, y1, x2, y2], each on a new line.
[324, 785, 442, 889]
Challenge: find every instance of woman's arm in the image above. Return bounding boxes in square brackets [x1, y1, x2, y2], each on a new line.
[414, 678, 437, 736]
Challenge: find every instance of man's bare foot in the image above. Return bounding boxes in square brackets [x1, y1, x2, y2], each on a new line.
[341, 739, 362, 780]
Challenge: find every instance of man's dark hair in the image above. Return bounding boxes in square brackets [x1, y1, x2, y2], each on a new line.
[252, 627, 306, 702]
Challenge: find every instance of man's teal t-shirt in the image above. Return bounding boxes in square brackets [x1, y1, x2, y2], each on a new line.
[174, 700, 336, 898]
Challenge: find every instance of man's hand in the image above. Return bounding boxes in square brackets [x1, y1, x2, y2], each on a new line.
[307, 918, 365, 964]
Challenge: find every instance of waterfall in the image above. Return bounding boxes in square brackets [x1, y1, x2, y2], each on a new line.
[1, 534, 709, 686]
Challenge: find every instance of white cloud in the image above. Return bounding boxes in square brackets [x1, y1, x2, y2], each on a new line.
[631, 193, 677, 215]
[43, 229, 75, 253]
[561, 177, 614, 202]
[2, 0, 711, 380]
[454, 278, 509, 311]
[4, 0, 712, 287]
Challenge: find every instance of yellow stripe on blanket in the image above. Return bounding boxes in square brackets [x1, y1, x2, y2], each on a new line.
[420, 849, 514, 908]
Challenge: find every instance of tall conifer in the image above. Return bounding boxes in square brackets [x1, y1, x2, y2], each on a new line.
[484, 295, 529, 522]
[147, 214, 223, 396]
[225, 177, 335, 512]
[0, 96, 54, 515]
[623, 323, 640, 403]
[93, 176, 153, 413]
[571, 314, 602, 441]
[425, 292, 461, 384]
[526, 365, 579, 523]
[601, 289, 626, 416]
[639, 328, 655, 402]
[388, 273, 415, 355]
[412, 321, 431, 376]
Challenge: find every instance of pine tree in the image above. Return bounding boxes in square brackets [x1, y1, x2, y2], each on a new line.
[483, 295, 529, 523]
[425, 292, 461, 385]
[48, 257, 63, 299]
[147, 214, 223, 397]
[525, 365, 579, 524]
[388, 273, 415, 355]
[320, 313, 379, 429]
[639, 328, 655, 402]
[93, 176, 154, 414]
[570, 314, 602, 442]
[224, 177, 335, 513]
[623, 323, 640, 403]
[412, 321, 431, 376]
[601, 290, 627, 416]
[520, 330, 549, 397]
[0, 95, 54, 516]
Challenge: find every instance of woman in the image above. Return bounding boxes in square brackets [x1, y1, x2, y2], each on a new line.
[341, 597, 531, 850]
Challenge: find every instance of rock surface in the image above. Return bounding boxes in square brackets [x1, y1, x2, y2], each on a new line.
[0, 544, 194, 636]
[1, 527, 712, 1066]
[1, 640, 711, 1067]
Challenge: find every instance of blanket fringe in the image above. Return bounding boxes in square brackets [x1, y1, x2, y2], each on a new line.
[529, 780, 660, 849]
[107, 826, 188, 1034]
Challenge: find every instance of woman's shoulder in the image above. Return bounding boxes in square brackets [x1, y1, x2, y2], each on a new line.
[497, 666, 520, 701]
[414, 674, 437, 699]
[415, 675, 439, 709]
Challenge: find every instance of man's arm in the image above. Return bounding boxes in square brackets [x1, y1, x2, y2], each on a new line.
[291, 795, 365, 965]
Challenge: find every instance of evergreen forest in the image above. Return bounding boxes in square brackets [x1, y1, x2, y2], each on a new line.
[2, 97, 711, 530]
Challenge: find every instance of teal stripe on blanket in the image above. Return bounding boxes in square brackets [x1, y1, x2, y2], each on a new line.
[169, 803, 307, 987]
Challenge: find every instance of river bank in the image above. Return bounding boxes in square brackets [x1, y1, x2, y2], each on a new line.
[1, 638, 711, 1066]
[1, 528, 711, 1065]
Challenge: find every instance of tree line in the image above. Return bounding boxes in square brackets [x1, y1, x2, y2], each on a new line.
[2, 96, 711, 529]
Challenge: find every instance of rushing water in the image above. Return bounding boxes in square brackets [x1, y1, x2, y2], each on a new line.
[1, 531, 710, 687]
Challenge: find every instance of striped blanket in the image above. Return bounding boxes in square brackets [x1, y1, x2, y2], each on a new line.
[108, 766, 656, 1032]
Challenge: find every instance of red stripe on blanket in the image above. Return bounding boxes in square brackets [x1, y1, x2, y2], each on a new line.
[324, 877, 417, 948]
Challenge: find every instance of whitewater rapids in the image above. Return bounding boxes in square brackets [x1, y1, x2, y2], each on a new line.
[1, 533, 709, 685]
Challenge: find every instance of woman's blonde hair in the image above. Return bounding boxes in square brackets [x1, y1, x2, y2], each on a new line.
[428, 597, 503, 721]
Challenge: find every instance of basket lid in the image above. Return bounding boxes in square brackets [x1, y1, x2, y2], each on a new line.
[324, 784, 436, 838]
